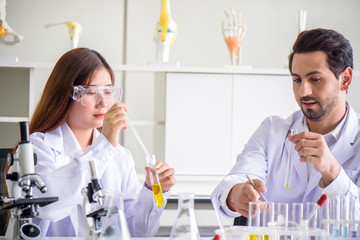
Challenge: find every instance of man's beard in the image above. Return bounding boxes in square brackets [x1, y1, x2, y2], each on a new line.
[300, 95, 338, 122]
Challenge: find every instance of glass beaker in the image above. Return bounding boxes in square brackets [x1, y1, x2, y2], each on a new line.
[170, 192, 201, 240]
[99, 193, 131, 240]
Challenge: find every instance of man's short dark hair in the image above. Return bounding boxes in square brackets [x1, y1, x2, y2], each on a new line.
[288, 28, 353, 78]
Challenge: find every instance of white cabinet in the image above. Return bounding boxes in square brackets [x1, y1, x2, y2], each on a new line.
[164, 72, 297, 195]
[165, 73, 233, 175]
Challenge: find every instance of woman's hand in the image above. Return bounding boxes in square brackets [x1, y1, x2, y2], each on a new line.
[101, 103, 128, 147]
[145, 161, 176, 192]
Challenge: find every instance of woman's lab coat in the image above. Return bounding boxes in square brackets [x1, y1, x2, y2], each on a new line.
[28, 122, 169, 237]
[212, 103, 360, 218]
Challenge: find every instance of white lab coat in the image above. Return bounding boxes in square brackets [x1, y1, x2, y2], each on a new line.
[26, 122, 169, 237]
[212, 103, 360, 218]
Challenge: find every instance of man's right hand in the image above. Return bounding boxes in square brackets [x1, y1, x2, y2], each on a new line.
[226, 179, 267, 217]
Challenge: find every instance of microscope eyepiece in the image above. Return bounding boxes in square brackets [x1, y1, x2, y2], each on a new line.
[19, 121, 30, 143]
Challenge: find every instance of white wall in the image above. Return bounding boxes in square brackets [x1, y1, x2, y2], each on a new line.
[1, 0, 360, 68]
[126, 0, 360, 69]
[0, 0, 124, 64]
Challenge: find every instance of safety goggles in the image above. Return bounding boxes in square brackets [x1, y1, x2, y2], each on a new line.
[72, 85, 122, 107]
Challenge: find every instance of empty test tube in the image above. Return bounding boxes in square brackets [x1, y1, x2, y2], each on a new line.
[284, 129, 297, 188]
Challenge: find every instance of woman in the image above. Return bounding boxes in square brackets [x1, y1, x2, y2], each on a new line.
[28, 48, 175, 237]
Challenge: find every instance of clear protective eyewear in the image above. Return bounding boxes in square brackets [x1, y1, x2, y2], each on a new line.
[72, 85, 122, 107]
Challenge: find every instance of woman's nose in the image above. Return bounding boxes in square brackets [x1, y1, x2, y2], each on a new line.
[95, 95, 108, 108]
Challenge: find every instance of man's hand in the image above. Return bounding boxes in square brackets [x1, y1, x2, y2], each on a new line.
[226, 179, 267, 217]
[288, 131, 341, 186]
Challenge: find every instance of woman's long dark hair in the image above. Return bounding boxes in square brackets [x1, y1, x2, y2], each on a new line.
[30, 48, 114, 134]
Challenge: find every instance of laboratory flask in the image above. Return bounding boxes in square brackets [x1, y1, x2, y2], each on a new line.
[99, 193, 131, 240]
[170, 192, 201, 240]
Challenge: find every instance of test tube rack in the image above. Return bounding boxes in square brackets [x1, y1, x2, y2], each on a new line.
[216, 222, 360, 240]
[216, 226, 326, 240]
[321, 219, 360, 239]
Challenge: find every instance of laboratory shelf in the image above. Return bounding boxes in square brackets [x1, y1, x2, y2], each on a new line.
[0, 117, 29, 123]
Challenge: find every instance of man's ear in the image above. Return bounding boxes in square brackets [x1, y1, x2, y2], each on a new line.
[340, 67, 352, 91]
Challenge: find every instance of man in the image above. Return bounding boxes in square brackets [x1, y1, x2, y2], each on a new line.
[211, 28, 360, 219]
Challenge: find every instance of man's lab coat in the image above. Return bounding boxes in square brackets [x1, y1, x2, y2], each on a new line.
[212, 103, 360, 218]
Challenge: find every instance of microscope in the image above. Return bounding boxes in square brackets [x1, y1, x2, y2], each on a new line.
[0, 122, 58, 240]
[81, 160, 109, 239]
[81, 161, 131, 240]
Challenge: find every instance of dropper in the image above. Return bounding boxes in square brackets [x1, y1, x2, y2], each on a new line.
[307, 194, 328, 221]
[126, 115, 164, 207]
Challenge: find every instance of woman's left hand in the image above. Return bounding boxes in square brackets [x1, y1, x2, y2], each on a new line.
[145, 161, 176, 192]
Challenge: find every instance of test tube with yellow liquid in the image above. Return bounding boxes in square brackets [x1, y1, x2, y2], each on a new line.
[127, 114, 164, 207]
[147, 155, 165, 207]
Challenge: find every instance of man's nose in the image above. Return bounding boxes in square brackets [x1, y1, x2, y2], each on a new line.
[299, 80, 312, 97]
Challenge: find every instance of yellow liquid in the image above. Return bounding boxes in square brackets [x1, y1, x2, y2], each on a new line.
[262, 235, 269, 240]
[152, 184, 164, 207]
[285, 184, 290, 188]
[249, 235, 259, 240]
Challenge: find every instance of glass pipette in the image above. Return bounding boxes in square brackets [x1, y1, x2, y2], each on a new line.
[284, 129, 297, 188]
[246, 174, 271, 208]
[126, 115, 164, 207]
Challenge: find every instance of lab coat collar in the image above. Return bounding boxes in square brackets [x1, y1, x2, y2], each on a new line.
[43, 124, 64, 156]
[61, 122, 83, 157]
[329, 102, 357, 165]
[43, 122, 99, 158]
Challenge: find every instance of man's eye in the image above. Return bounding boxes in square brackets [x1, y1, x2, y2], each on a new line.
[311, 77, 321, 82]
[293, 78, 301, 83]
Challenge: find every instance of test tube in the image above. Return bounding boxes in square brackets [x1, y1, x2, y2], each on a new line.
[330, 195, 341, 237]
[248, 202, 261, 240]
[341, 196, 350, 237]
[262, 202, 275, 240]
[277, 203, 289, 227]
[350, 196, 360, 238]
[292, 203, 304, 226]
[284, 129, 297, 188]
[306, 202, 318, 229]
[318, 200, 330, 234]
[277, 203, 289, 240]
[127, 115, 164, 207]
[262, 202, 275, 227]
